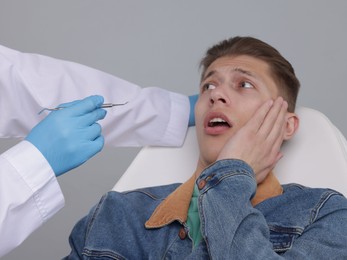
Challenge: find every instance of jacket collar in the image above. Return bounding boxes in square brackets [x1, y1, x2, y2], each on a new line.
[145, 174, 196, 228]
[145, 171, 282, 229]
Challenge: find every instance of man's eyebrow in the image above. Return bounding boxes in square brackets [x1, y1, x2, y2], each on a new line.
[202, 70, 216, 82]
[233, 68, 257, 79]
[202, 68, 258, 82]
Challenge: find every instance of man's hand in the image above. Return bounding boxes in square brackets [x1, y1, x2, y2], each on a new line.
[217, 97, 288, 183]
[26, 95, 107, 177]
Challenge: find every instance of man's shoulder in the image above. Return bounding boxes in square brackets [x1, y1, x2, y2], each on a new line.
[282, 183, 347, 212]
[282, 184, 346, 200]
[254, 184, 347, 239]
[82, 183, 182, 231]
[258, 184, 347, 223]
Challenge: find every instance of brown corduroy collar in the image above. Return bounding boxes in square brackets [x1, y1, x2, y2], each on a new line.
[145, 171, 282, 229]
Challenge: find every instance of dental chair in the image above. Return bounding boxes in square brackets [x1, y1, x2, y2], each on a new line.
[113, 107, 347, 197]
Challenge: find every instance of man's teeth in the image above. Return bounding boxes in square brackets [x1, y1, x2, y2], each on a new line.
[208, 117, 230, 127]
[210, 118, 226, 123]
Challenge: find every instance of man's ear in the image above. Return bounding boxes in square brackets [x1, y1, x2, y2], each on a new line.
[284, 112, 299, 140]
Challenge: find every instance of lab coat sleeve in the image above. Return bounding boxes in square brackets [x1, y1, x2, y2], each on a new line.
[0, 140, 64, 258]
[0, 44, 190, 146]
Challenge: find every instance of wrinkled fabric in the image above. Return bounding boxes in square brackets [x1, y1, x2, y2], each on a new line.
[65, 159, 347, 259]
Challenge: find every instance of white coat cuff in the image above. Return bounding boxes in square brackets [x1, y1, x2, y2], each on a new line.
[2, 141, 65, 221]
[162, 92, 190, 147]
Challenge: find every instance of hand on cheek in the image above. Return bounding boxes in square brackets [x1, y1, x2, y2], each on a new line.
[217, 97, 288, 183]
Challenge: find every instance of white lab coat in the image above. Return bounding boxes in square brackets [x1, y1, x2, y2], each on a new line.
[0, 44, 190, 257]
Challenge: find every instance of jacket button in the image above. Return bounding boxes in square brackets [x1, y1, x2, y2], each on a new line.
[198, 179, 206, 190]
[178, 227, 187, 240]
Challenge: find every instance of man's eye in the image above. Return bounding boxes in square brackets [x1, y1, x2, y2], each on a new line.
[203, 83, 216, 91]
[240, 81, 253, 89]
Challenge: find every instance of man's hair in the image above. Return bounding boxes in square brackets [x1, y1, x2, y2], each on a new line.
[200, 36, 300, 112]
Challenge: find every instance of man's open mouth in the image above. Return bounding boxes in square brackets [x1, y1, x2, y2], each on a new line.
[204, 113, 232, 135]
[208, 117, 231, 128]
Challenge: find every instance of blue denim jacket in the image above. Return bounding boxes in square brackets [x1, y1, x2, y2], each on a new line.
[64, 160, 347, 259]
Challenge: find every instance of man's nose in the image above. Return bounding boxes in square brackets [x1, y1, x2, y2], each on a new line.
[209, 86, 229, 105]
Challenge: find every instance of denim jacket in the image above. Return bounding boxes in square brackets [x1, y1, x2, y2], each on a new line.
[64, 160, 347, 259]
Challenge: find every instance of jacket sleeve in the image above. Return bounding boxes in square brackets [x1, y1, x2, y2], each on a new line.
[198, 159, 347, 259]
[0, 141, 64, 258]
[0, 44, 189, 147]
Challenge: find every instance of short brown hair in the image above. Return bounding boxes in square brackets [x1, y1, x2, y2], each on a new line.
[200, 36, 300, 112]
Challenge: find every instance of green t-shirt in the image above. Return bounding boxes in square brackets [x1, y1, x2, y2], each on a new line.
[186, 184, 203, 247]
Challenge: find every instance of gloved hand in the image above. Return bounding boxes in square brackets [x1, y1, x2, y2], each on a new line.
[26, 95, 107, 177]
[188, 94, 198, 126]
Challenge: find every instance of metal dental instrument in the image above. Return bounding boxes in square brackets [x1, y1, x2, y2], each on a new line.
[38, 102, 128, 115]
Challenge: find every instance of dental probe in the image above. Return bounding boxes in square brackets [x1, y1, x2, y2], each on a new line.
[38, 102, 128, 114]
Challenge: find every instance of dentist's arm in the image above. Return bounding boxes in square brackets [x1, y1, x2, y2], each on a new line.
[0, 96, 106, 258]
[0, 44, 195, 147]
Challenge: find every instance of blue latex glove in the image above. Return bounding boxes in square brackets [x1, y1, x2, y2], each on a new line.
[188, 94, 198, 126]
[26, 95, 107, 177]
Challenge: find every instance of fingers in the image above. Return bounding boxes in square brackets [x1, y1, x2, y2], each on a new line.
[248, 97, 288, 179]
[92, 135, 105, 153]
[235, 96, 288, 146]
[85, 135, 105, 156]
[258, 98, 288, 176]
[244, 99, 274, 132]
[82, 134, 105, 158]
[266, 100, 288, 145]
[83, 123, 103, 141]
[74, 135, 105, 166]
[63, 95, 105, 116]
[71, 95, 107, 126]
[79, 108, 107, 126]
[57, 100, 82, 108]
[76, 124, 105, 162]
[55, 95, 107, 126]
[257, 97, 285, 138]
[259, 97, 288, 150]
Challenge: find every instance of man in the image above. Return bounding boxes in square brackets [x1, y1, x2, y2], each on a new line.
[0, 44, 197, 257]
[64, 37, 347, 259]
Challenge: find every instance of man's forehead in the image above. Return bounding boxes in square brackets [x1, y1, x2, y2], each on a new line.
[203, 55, 271, 79]
[202, 56, 273, 85]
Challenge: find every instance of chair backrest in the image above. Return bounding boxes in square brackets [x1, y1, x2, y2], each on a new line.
[113, 107, 347, 197]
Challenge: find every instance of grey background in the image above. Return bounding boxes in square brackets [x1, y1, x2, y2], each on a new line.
[1, 0, 347, 259]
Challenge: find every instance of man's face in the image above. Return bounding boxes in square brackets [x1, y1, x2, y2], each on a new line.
[195, 55, 280, 167]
